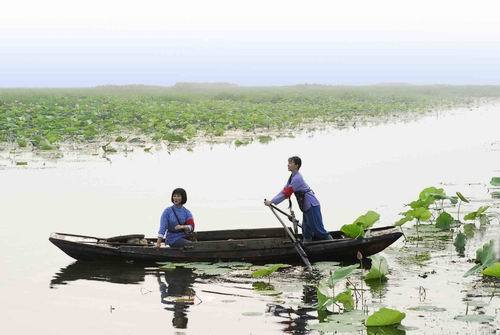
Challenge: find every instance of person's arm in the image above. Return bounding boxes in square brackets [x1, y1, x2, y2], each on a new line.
[171, 208, 194, 233]
[156, 209, 169, 248]
[266, 177, 297, 206]
[185, 210, 195, 232]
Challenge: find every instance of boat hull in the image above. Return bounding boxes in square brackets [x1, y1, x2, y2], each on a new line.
[49, 226, 402, 264]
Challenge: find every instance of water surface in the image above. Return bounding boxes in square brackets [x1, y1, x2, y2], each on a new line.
[1, 103, 499, 334]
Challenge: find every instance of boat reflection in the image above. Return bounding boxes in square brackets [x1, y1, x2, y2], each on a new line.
[50, 261, 196, 330]
[50, 261, 148, 287]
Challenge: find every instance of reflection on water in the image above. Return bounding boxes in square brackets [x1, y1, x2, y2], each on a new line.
[267, 284, 318, 333]
[157, 268, 196, 329]
[366, 326, 406, 335]
[365, 278, 389, 301]
[50, 261, 147, 287]
[51, 261, 197, 330]
[50, 261, 334, 333]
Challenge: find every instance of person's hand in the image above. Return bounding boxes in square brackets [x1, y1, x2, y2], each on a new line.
[156, 242, 161, 248]
[264, 199, 272, 207]
[184, 225, 193, 233]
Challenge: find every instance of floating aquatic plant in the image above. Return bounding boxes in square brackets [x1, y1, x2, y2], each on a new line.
[481, 262, 500, 278]
[251, 263, 290, 279]
[365, 307, 406, 327]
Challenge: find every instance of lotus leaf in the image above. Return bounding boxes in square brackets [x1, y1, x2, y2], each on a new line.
[364, 255, 389, 281]
[490, 177, 500, 186]
[335, 289, 354, 311]
[435, 211, 453, 230]
[365, 307, 406, 327]
[482, 262, 500, 278]
[464, 206, 489, 221]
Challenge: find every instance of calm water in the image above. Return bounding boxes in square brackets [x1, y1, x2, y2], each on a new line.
[1, 103, 499, 334]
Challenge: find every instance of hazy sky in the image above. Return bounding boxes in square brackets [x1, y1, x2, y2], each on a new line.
[1, 0, 499, 87]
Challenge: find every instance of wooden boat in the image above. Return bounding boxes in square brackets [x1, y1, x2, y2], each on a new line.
[49, 225, 402, 264]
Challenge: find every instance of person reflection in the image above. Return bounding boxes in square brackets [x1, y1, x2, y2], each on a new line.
[157, 267, 196, 329]
[266, 284, 317, 333]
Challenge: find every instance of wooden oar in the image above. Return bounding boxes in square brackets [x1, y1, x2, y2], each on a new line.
[269, 206, 312, 271]
[269, 203, 301, 234]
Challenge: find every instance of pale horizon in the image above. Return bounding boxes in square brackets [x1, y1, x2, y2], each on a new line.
[1, 0, 500, 87]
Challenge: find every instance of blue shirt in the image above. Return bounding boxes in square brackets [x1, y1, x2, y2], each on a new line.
[271, 171, 320, 212]
[158, 206, 194, 246]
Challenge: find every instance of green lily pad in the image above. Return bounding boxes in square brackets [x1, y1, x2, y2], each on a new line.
[251, 263, 290, 278]
[408, 305, 446, 312]
[242, 312, 263, 316]
[312, 261, 341, 271]
[482, 262, 500, 278]
[252, 282, 275, 291]
[213, 261, 253, 269]
[193, 267, 231, 276]
[365, 308, 406, 327]
[158, 262, 177, 270]
[258, 289, 282, 296]
[491, 191, 500, 199]
[454, 314, 495, 323]
[308, 310, 366, 332]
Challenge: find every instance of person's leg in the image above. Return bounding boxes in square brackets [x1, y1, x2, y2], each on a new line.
[301, 210, 313, 242]
[309, 206, 333, 241]
[171, 238, 193, 248]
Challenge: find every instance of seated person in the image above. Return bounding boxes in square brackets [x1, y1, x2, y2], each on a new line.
[157, 188, 196, 248]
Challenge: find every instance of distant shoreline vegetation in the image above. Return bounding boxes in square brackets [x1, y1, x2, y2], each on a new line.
[1, 84, 500, 152]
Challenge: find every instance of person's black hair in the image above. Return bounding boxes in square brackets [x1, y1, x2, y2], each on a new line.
[171, 188, 187, 205]
[288, 156, 302, 169]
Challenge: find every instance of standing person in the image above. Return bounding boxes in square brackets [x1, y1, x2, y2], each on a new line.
[264, 156, 332, 242]
[157, 188, 196, 248]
